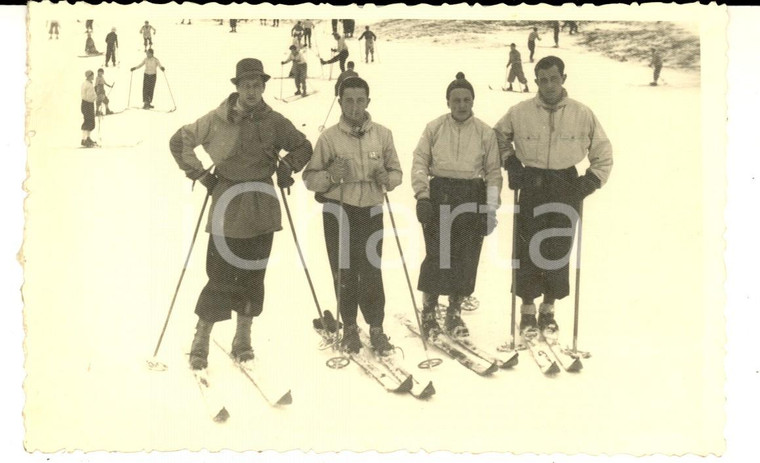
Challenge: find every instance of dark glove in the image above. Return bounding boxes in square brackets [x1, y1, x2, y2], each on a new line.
[504, 155, 526, 190]
[161, 67, 166, 72]
[572, 173, 601, 202]
[281, 61, 286, 65]
[130, 67, 136, 72]
[481, 209, 498, 236]
[416, 198, 434, 225]
[276, 162, 294, 190]
[327, 157, 348, 184]
[198, 170, 218, 193]
[373, 169, 390, 190]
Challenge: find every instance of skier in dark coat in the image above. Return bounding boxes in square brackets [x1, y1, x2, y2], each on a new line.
[169, 58, 313, 370]
[104, 27, 118, 67]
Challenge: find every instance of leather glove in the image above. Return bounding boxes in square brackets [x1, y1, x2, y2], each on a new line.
[373, 168, 391, 190]
[572, 173, 601, 202]
[198, 170, 218, 193]
[481, 209, 498, 236]
[504, 155, 526, 190]
[276, 162, 294, 190]
[327, 157, 348, 184]
[130, 67, 136, 72]
[416, 198, 434, 225]
[281, 61, 287, 65]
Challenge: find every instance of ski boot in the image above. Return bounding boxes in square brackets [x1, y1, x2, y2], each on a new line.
[369, 326, 394, 356]
[231, 314, 254, 363]
[506, 84, 514, 92]
[189, 318, 214, 370]
[519, 303, 538, 335]
[420, 293, 442, 338]
[538, 303, 558, 333]
[523, 85, 530, 93]
[445, 296, 469, 338]
[340, 324, 361, 354]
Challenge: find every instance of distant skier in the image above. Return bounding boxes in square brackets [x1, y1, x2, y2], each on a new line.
[48, 20, 60, 39]
[291, 21, 304, 47]
[140, 21, 156, 51]
[343, 19, 355, 38]
[94, 68, 114, 116]
[334, 61, 358, 96]
[180, 19, 192, 25]
[331, 19, 338, 35]
[80, 70, 97, 147]
[412, 72, 502, 339]
[552, 20, 560, 48]
[357, 26, 377, 63]
[85, 19, 93, 33]
[320, 33, 350, 72]
[302, 19, 314, 48]
[104, 27, 118, 67]
[527, 27, 540, 63]
[505, 43, 529, 92]
[84, 32, 100, 55]
[130, 48, 165, 109]
[649, 47, 663, 86]
[282, 44, 308, 96]
[562, 21, 578, 35]
[229, 19, 238, 33]
[272, 19, 279, 27]
[493, 56, 613, 335]
[303, 76, 403, 355]
[168, 58, 313, 370]
[260, 19, 267, 26]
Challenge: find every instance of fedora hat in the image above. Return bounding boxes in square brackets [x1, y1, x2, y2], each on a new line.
[231, 58, 271, 85]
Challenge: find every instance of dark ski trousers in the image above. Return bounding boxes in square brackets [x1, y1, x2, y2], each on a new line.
[105, 45, 116, 66]
[508, 64, 527, 85]
[304, 28, 312, 47]
[324, 49, 349, 72]
[528, 40, 536, 61]
[515, 166, 581, 301]
[195, 233, 274, 323]
[418, 177, 486, 297]
[653, 64, 662, 82]
[143, 73, 157, 104]
[293, 63, 307, 93]
[323, 200, 385, 328]
[81, 100, 95, 131]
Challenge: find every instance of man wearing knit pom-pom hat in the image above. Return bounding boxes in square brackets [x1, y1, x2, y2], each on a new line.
[493, 56, 613, 337]
[168, 58, 313, 371]
[412, 72, 503, 339]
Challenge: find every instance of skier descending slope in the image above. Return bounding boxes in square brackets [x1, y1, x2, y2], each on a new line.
[411, 72, 502, 339]
[168, 58, 313, 371]
[303, 77, 403, 356]
[493, 56, 613, 340]
[130, 49, 165, 109]
[505, 43, 530, 93]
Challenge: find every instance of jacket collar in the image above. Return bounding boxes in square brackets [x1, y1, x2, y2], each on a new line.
[338, 112, 373, 138]
[534, 88, 569, 110]
[218, 93, 272, 123]
[447, 112, 475, 127]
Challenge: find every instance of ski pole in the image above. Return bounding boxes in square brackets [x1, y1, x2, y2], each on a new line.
[572, 200, 583, 354]
[279, 63, 284, 100]
[163, 70, 177, 112]
[334, 180, 345, 347]
[384, 192, 442, 369]
[509, 189, 518, 350]
[318, 96, 337, 132]
[127, 70, 133, 109]
[147, 167, 214, 371]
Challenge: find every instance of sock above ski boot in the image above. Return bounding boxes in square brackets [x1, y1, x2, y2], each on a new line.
[519, 303, 538, 334]
[420, 293, 442, 339]
[445, 296, 469, 338]
[369, 326, 394, 356]
[341, 324, 361, 353]
[231, 314, 254, 363]
[189, 318, 214, 370]
[538, 303, 558, 332]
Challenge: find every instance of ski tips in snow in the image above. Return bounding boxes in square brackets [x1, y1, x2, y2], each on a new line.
[214, 407, 230, 423]
[276, 390, 293, 406]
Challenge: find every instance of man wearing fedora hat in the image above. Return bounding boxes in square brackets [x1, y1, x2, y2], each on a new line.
[169, 58, 313, 371]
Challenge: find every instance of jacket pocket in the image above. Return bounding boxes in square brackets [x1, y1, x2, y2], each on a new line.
[515, 132, 542, 164]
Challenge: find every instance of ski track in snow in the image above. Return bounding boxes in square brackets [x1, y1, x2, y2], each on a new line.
[24, 17, 718, 454]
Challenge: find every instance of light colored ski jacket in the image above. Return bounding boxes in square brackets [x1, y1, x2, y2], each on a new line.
[411, 113, 503, 208]
[493, 91, 613, 185]
[303, 113, 402, 208]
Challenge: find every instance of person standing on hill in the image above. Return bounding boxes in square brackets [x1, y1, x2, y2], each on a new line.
[650, 47, 663, 86]
[334, 61, 358, 96]
[84, 32, 100, 55]
[282, 44, 308, 96]
[303, 77, 403, 356]
[85, 19, 93, 33]
[357, 26, 377, 63]
[169, 58, 313, 370]
[131, 48, 165, 109]
[527, 27, 540, 63]
[552, 21, 560, 48]
[412, 72, 502, 339]
[493, 56, 612, 336]
[94, 68, 114, 116]
[291, 21, 304, 47]
[104, 27, 118, 67]
[302, 19, 314, 48]
[140, 21, 156, 51]
[80, 70, 97, 148]
[48, 20, 60, 39]
[320, 33, 350, 72]
[229, 19, 238, 33]
[505, 43, 529, 92]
